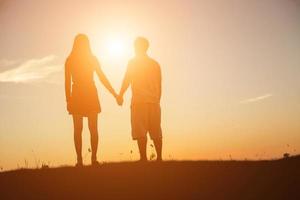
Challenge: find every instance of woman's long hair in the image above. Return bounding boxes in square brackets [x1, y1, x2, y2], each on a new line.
[69, 34, 93, 60]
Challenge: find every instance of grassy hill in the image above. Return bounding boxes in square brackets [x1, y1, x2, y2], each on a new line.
[1, 156, 300, 200]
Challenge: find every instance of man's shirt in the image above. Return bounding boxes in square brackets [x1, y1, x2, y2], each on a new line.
[125, 55, 162, 104]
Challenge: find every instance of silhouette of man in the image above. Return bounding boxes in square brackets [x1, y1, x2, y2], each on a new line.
[118, 37, 162, 162]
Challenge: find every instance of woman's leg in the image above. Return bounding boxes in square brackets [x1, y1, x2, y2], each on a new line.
[88, 113, 99, 163]
[72, 115, 83, 164]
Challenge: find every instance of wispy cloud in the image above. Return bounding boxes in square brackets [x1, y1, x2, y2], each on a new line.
[240, 94, 273, 104]
[0, 59, 18, 67]
[0, 55, 62, 83]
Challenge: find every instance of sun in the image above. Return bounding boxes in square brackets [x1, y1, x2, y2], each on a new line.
[103, 36, 129, 59]
[108, 39, 124, 57]
[93, 34, 132, 67]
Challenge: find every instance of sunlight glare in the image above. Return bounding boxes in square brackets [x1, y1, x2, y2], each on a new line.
[93, 33, 132, 70]
[103, 36, 129, 59]
[108, 39, 123, 56]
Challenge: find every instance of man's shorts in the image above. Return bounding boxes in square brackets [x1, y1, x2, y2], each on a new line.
[131, 103, 162, 140]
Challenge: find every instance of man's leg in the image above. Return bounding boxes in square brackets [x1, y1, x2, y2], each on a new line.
[150, 104, 163, 161]
[153, 138, 162, 161]
[131, 104, 148, 161]
[137, 137, 147, 161]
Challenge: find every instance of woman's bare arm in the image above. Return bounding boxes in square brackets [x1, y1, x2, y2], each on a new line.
[94, 60, 117, 98]
[65, 60, 71, 102]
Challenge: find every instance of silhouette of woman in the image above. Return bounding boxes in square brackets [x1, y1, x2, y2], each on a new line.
[65, 34, 117, 166]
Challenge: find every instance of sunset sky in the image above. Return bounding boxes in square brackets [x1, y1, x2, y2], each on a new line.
[0, 0, 300, 170]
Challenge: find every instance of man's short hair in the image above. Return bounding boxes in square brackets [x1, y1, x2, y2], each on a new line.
[134, 37, 149, 52]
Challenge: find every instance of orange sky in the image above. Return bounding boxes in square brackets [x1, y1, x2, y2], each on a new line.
[0, 0, 300, 170]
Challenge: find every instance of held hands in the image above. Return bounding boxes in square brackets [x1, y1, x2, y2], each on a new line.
[112, 90, 124, 106]
[116, 94, 123, 106]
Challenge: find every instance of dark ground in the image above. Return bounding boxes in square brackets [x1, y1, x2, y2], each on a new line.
[0, 156, 300, 200]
